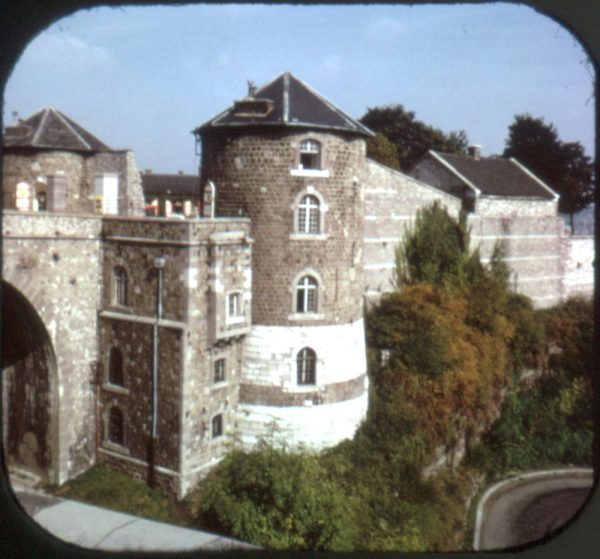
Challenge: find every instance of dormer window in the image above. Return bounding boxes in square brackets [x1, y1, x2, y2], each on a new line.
[299, 140, 321, 170]
[232, 99, 273, 118]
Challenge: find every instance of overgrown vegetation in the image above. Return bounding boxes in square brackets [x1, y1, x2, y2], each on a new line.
[50, 465, 189, 526]
[466, 296, 593, 478]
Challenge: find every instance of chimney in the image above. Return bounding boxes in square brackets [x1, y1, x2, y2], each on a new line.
[467, 145, 482, 160]
[145, 169, 152, 174]
[178, 170, 184, 175]
[247, 80, 256, 98]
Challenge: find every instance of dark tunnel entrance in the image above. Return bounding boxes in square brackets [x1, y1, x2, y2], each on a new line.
[1, 280, 56, 480]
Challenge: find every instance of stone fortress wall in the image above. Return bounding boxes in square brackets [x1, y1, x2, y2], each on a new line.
[2, 211, 102, 484]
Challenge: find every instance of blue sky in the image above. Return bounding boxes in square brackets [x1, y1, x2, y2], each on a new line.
[3, 3, 595, 174]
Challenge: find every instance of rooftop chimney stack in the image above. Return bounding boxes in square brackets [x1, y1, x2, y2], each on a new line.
[467, 145, 482, 160]
[247, 80, 256, 97]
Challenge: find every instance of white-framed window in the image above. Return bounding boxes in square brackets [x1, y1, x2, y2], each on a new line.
[212, 414, 223, 438]
[108, 347, 124, 386]
[113, 266, 128, 306]
[297, 347, 317, 385]
[226, 291, 243, 323]
[296, 275, 318, 313]
[214, 358, 226, 383]
[297, 195, 321, 234]
[108, 406, 124, 446]
[299, 139, 321, 170]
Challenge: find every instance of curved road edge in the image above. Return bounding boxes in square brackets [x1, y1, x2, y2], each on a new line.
[473, 467, 594, 551]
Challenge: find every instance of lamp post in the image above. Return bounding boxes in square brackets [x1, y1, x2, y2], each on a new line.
[148, 255, 165, 488]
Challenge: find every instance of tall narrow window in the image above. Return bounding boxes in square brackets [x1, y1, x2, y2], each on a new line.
[108, 407, 124, 445]
[227, 292, 243, 321]
[114, 267, 128, 306]
[297, 347, 317, 385]
[296, 276, 318, 313]
[299, 140, 320, 170]
[212, 414, 223, 438]
[214, 358, 226, 383]
[108, 347, 124, 386]
[297, 195, 321, 234]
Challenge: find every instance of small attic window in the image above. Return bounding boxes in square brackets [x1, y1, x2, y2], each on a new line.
[299, 140, 321, 170]
[232, 99, 273, 117]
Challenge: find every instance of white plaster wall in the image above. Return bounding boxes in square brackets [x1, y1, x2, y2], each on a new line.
[563, 236, 594, 298]
[236, 391, 369, 450]
[475, 197, 558, 217]
[242, 319, 367, 389]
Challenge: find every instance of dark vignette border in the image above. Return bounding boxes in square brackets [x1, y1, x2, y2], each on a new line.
[0, 1, 598, 558]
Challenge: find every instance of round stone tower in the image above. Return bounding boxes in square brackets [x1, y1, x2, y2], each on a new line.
[195, 73, 372, 448]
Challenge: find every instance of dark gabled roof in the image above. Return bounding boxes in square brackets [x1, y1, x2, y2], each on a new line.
[195, 72, 373, 138]
[3, 107, 111, 152]
[142, 172, 201, 197]
[429, 151, 558, 199]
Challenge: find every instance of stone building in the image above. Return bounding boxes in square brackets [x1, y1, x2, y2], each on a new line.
[409, 147, 568, 308]
[2, 73, 593, 498]
[3, 107, 145, 216]
[141, 171, 201, 217]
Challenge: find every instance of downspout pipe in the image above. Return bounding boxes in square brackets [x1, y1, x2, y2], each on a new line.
[149, 256, 165, 487]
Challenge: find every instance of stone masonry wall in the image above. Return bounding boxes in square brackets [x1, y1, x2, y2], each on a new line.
[363, 159, 462, 299]
[3, 211, 102, 483]
[469, 209, 568, 308]
[3, 149, 145, 216]
[201, 128, 365, 327]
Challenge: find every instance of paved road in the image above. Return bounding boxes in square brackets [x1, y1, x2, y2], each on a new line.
[475, 469, 593, 551]
[10, 481, 259, 551]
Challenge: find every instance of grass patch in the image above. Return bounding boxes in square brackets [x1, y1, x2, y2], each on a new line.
[49, 466, 191, 527]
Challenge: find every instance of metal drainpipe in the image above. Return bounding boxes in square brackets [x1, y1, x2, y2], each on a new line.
[149, 256, 165, 487]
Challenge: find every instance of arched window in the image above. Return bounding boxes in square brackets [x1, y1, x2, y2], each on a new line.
[299, 139, 321, 170]
[297, 347, 317, 385]
[108, 347, 124, 386]
[108, 407, 124, 445]
[297, 195, 321, 234]
[296, 275, 318, 313]
[113, 267, 128, 306]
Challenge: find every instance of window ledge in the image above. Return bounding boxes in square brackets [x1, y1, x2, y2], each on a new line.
[290, 169, 330, 178]
[287, 313, 326, 322]
[289, 233, 328, 241]
[225, 315, 245, 325]
[102, 383, 129, 396]
[211, 381, 229, 390]
[102, 441, 130, 455]
[284, 384, 319, 393]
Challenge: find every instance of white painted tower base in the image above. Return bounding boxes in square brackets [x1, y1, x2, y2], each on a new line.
[237, 319, 369, 450]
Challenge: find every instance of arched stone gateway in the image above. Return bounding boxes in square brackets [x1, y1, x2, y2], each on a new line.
[1, 280, 58, 481]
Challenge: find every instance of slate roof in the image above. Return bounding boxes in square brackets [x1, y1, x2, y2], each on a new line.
[429, 151, 558, 199]
[3, 107, 110, 152]
[142, 172, 201, 197]
[195, 72, 373, 138]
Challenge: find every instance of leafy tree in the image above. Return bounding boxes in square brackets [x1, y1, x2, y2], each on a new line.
[503, 114, 594, 230]
[360, 104, 468, 171]
[395, 202, 475, 288]
[366, 132, 401, 170]
[190, 445, 356, 551]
